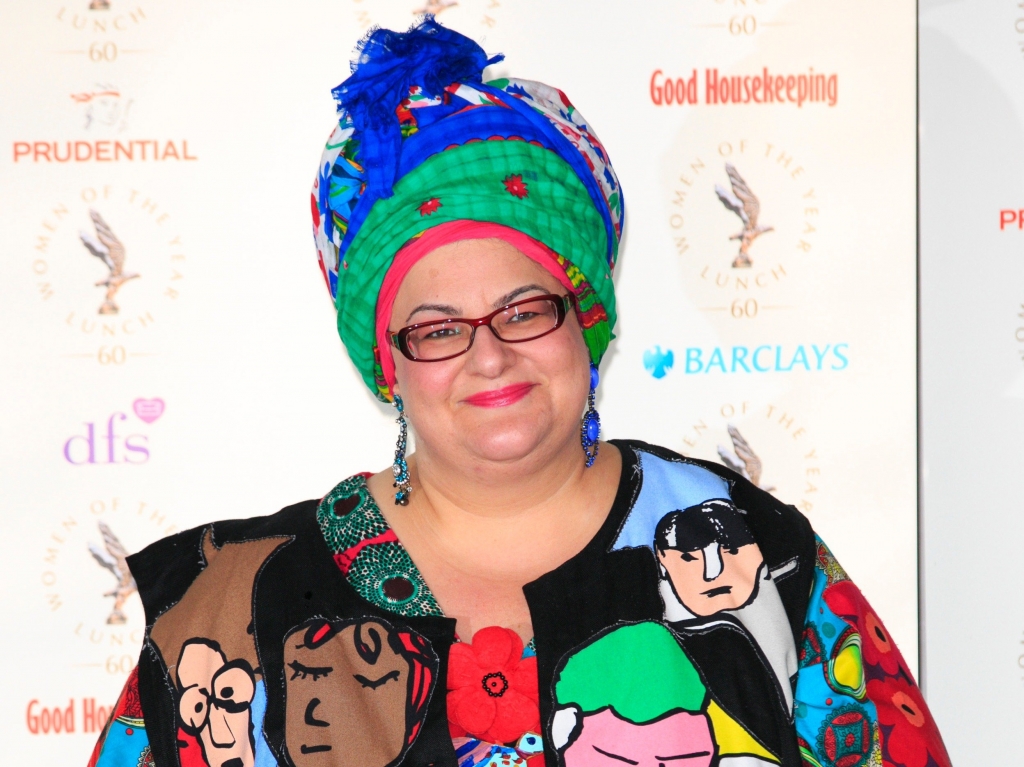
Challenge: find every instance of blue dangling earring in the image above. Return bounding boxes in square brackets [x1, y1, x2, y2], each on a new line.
[392, 394, 412, 505]
[581, 364, 601, 468]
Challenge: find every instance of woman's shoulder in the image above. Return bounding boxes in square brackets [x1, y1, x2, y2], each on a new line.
[612, 438, 807, 513]
[610, 438, 816, 564]
[611, 438, 736, 494]
[125, 474, 374, 626]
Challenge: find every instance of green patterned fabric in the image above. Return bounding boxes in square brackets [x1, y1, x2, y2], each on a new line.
[336, 140, 616, 395]
[318, 475, 443, 618]
[316, 474, 535, 652]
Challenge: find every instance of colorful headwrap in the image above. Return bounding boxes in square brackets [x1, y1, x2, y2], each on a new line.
[311, 18, 624, 401]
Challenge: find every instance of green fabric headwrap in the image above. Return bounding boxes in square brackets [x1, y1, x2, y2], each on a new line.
[336, 139, 617, 398]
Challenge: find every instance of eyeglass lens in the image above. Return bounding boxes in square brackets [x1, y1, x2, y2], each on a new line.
[404, 297, 562, 361]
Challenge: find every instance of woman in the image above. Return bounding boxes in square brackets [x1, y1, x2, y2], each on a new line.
[89, 19, 949, 767]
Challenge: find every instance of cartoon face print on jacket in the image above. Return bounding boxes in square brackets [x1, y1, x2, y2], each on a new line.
[550, 622, 779, 767]
[654, 500, 764, 617]
[149, 529, 291, 767]
[284, 617, 438, 767]
[611, 449, 798, 715]
[177, 638, 257, 767]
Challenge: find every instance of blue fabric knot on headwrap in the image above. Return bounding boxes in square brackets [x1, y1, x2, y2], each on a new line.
[331, 16, 504, 199]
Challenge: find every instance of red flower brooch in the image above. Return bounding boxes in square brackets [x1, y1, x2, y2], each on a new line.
[447, 626, 540, 744]
[503, 174, 529, 199]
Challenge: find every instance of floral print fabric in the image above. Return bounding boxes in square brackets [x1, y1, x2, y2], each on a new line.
[795, 539, 950, 767]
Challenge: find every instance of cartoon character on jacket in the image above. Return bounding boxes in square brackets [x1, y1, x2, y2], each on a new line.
[283, 617, 438, 767]
[176, 638, 258, 767]
[612, 450, 799, 713]
[148, 531, 290, 767]
[550, 621, 779, 767]
[654, 500, 762, 617]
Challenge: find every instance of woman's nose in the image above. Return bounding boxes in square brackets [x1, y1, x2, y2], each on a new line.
[464, 323, 516, 375]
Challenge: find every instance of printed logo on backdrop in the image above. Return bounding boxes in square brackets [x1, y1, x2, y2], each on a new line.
[680, 400, 822, 515]
[12, 86, 198, 163]
[73, 83, 133, 132]
[349, 0, 503, 33]
[13, 113, 197, 165]
[666, 138, 820, 320]
[30, 496, 177, 736]
[51, 3, 149, 65]
[689, 0, 785, 40]
[28, 185, 186, 363]
[14, 11, 199, 163]
[63, 397, 165, 465]
[650, 68, 838, 108]
[643, 342, 848, 377]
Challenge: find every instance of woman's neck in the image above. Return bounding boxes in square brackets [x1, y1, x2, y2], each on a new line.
[409, 435, 599, 519]
[365, 440, 621, 642]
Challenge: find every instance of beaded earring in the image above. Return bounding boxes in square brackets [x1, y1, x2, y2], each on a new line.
[392, 394, 412, 505]
[581, 364, 601, 468]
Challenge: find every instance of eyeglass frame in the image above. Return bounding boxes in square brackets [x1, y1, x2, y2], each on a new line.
[389, 293, 576, 363]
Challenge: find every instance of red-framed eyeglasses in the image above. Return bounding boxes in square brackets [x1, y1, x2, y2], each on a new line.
[390, 293, 575, 362]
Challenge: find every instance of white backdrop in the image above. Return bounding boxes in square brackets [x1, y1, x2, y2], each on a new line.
[920, 0, 1024, 762]
[0, 1, 919, 763]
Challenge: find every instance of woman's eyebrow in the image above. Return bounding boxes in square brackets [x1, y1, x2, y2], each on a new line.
[492, 284, 550, 308]
[406, 303, 460, 322]
[405, 285, 550, 322]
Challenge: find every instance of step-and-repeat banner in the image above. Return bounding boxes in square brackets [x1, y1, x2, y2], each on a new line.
[0, 1, 920, 763]
[920, 0, 1024, 762]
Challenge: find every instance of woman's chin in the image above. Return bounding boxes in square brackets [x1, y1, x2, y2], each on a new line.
[457, 422, 563, 467]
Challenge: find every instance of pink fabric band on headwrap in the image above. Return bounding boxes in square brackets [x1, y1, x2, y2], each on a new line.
[374, 220, 576, 391]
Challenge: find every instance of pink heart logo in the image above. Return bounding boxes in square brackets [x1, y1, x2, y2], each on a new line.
[133, 398, 165, 424]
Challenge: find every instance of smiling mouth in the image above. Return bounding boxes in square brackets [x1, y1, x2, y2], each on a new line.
[702, 586, 732, 597]
[463, 382, 536, 408]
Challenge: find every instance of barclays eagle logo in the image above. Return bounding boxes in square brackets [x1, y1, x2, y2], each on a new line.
[643, 346, 675, 379]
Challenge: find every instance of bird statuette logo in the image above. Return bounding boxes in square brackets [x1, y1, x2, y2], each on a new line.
[88, 521, 138, 625]
[714, 163, 774, 269]
[79, 209, 139, 315]
[717, 424, 776, 493]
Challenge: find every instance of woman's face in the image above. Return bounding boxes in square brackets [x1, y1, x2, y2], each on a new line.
[389, 238, 592, 468]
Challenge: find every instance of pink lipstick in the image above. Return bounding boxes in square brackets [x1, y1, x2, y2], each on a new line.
[463, 382, 536, 408]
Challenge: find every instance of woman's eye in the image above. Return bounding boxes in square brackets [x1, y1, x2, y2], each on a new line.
[681, 552, 698, 562]
[507, 311, 540, 323]
[424, 327, 461, 340]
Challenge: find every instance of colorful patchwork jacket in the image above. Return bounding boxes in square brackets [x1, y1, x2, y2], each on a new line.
[87, 440, 950, 767]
